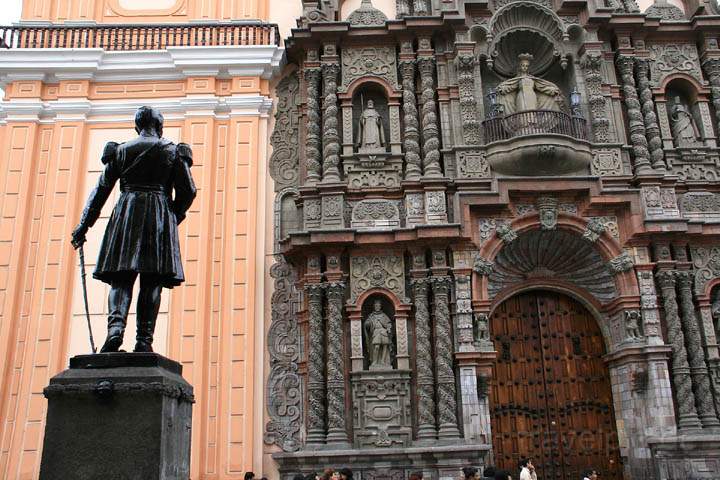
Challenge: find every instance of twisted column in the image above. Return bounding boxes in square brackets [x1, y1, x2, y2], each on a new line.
[412, 278, 438, 440]
[702, 59, 720, 130]
[417, 56, 442, 177]
[456, 53, 481, 145]
[580, 52, 612, 143]
[656, 271, 702, 429]
[305, 283, 326, 444]
[321, 63, 341, 183]
[636, 59, 665, 172]
[432, 276, 460, 439]
[325, 281, 350, 444]
[304, 67, 322, 184]
[400, 59, 422, 180]
[616, 55, 652, 175]
[676, 271, 720, 427]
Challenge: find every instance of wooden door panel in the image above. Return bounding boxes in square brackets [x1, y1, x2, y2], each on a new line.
[490, 291, 623, 480]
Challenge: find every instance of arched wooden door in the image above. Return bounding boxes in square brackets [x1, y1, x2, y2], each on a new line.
[489, 291, 623, 480]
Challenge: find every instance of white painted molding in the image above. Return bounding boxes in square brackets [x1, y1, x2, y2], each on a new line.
[0, 45, 286, 86]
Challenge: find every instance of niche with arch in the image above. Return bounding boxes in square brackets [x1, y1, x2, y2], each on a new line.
[360, 294, 396, 370]
[352, 83, 391, 153]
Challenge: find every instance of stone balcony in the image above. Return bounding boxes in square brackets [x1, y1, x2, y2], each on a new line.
[482, 109, 592, 176]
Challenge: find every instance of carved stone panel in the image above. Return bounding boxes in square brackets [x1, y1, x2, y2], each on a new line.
[269, 73, 300, 191]
[680, 192, 720, 221]
[457, 149, 490, 178]
[350, 255, 406, 302]
[351, 371, 413, 448]
[648, 43, 702, 85]
[321, 194, 345, 229]
[591, 148, 624, 176]
[341, 47, 399, 92]
[425, 190, 448, 224]
[351, 199, 400, 229]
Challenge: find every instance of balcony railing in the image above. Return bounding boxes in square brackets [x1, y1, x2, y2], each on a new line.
[0, 21, 280, 50]
[482, 110, 589, 143]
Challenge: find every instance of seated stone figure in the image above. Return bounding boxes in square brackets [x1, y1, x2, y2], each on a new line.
[496, 53, 564, 114]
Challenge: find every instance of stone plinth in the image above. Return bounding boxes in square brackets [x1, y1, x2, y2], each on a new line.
[650, 434, 720, 479]
[39, 353, 194, 480]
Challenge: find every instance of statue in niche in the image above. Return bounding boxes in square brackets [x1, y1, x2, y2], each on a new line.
[364, 299, 393, 369]
[670, 97, 701, 147]
[356, 100, 386, 153]
[496, 53, 564, 114]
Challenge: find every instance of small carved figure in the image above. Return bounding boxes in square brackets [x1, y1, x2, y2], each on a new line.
[496, 53, 564, 114]
[625, 310, 642, 340]
[356, 100, 386, 153]
[474, 313, 490, 342]
[71, 106, 197, 353]
[670, 97, 701, 147]
[364, 299, 393, 369]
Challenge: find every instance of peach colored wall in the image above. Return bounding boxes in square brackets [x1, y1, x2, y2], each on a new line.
[0, 75, 272, 479]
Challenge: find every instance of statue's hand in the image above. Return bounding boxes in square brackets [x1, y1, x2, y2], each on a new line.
[71, 224, 88, 249]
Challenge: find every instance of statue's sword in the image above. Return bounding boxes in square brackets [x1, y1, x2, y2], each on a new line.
[78, 244, 97, 353]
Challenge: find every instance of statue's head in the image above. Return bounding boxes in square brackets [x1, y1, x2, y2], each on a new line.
[135, 106, 164, 136]
[373, 299, 382, 311]
[517, 53, 533, 75]
[367, 100, 375, 109]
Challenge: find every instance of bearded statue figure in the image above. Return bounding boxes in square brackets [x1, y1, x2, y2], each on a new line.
[496, 53, 564, 114]
[364, 299, 393, 370]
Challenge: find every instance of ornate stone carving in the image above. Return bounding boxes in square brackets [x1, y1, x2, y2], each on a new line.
[591, 148, 623, 176]
[680, 192, 720, 221]
[457, 149, 490, 178]
[347, 0, 387, 26]
[675, 163, 720, 182]
[587, 216, 619, 240]
[474, 313, 490, 343]
[305, 283, 326, 444]
[456, 53, 481, 145]
[608, 251, 634, 273]
[583, 218, 607, 243]
[400, 59, 422, 180]
[702, 59, 720, 130]
[341, 47, 398, 91]
[418, 56, 442, 177]
[655, 270, 701, 429]
[425, 190, 447, 224]
[478, 218, 498, 243]
[645, 0, 685, 20]
[616, 55, 652, 175]
[411, 278, 437, 440]
[304, 68, 322, 184]
[265, 258, 302, 452]
[488, 229, 618, 303]
[321, 194, 345, 228]
[413, 0, 429, 15]
[350, 255, 405, 302]
[405, 192, 424, 227]
[473, 254, 494, 276]
[270, 73, 300, 191]
[431, 276, 460, 439]
[537, 196, 558, 231]
[636, 59, 665, 171]
[351, 199, 400, 229]
[322, 63, 341, 182]
[351, 372, 413, 448]
[623, 310, 643, 341]
[325, 282, 350, 443]
[495, 221, 518, 243]
[580, 53, 613, 143]
[690, 247, 720, 296]
[648, 44, 702, 84]
[396, 0, 410, 17]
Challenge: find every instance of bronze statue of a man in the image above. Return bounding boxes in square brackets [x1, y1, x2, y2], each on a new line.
[71, 106, 197, 353]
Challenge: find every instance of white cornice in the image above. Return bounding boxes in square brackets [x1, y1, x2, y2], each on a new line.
[0, 45, 286, 86]
[0, 94, 275, 122]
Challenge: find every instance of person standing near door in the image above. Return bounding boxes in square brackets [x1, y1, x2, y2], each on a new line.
[582, 469, 598, 480]
[519, 459, 537, 480]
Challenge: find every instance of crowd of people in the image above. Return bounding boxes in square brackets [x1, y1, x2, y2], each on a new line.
[245, 459, 600, 480]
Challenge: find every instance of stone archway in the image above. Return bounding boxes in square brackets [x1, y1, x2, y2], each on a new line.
[489, 290, 623, 480]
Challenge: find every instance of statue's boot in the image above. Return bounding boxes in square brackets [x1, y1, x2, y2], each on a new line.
[100, 277, 133, 353]
[134, 275, 162, 353]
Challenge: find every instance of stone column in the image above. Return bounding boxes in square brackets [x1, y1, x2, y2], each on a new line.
[655, 271, 702, 430]
[580, 51, 613, 143]
[432, 276, 461, 439]
[636, 59, 665, 172]
[400, 52, 422, 180]
[456, 52, 481, 145]
[676, 271, 720, 427]
[305, 283, 326, 445]
[321, 60, 341, 183]
[616, 55, 652, 175]
[417, 48, 443, 178]
[702, 58, 720, 130]
[304, 67, 322, 184]
[325, 281, 350, 445]
[412, 278, 438, 441]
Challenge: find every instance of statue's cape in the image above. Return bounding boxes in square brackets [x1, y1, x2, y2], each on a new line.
[497, 75, 564, 114]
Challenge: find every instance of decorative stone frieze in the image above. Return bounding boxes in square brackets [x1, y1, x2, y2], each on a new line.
[645, 1, 685, 20]
[341, 46, 398, 92]
[457, 149, 490, 178]
[680, 192, 720, 221]
[351, 199, 400, 229]
[580, 52, 613, 143]
[347, 0, 387, 27]
[320, 194, 345, 229]
[270, 73, 300, 191]
[350, 255, 405, 302]
[425, 190, 448, 224]
[702, 58, 720, 130]
[351, 371, 413, 448]
[591, 148, 624, 176]
[454, 274, 475, 351]
[456, 53, 481, 145]
[648, 43, 701, 84]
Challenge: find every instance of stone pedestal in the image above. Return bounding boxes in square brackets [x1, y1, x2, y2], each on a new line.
[39, 353, 194, 480]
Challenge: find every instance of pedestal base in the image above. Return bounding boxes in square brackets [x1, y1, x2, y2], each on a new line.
[39, 353, 194, 480]
[649, 434, 720, 479]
